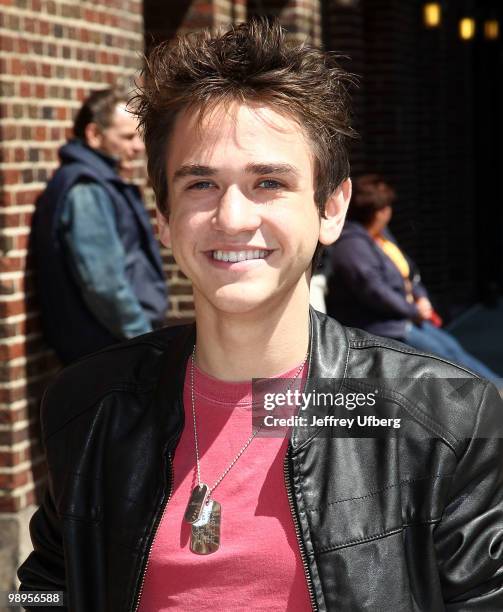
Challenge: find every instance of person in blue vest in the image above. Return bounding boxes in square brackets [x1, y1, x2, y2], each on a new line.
[33, 88, 168, 364]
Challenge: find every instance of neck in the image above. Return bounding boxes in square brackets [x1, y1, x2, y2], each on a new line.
[366, 223, 380, 238]
[193, 286, 310, 381]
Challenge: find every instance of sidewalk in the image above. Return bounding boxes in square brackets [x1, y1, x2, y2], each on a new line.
[447, 300, 503, 377]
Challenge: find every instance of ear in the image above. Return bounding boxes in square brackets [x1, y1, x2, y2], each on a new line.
[156, 209, 171, 248]
[318, 178, 352, 246]
[84, 122, 103, 149]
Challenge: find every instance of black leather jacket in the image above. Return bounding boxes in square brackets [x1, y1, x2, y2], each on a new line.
[18, 311, 503, 611]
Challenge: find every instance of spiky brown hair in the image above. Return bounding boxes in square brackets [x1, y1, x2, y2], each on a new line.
[133, 18, 355, 224]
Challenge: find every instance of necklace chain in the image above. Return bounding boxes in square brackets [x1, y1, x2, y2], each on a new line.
[190, 347, 308, 498]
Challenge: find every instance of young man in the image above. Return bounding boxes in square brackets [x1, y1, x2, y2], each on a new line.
[19, 21, 503, 611]
[34, 88, 168, 364]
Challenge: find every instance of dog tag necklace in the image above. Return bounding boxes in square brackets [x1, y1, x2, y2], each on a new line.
[184, 346, 307, 555]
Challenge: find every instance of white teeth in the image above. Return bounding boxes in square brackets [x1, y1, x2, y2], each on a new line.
[212, 250, 269, 262]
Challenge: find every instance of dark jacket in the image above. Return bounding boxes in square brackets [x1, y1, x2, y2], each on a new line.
[326, 221, 427, 339]
[18, 310, 503, 611]
[33, 140, 167, 364]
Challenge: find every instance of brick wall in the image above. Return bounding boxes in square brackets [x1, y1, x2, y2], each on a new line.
[0, 0, 144, 518]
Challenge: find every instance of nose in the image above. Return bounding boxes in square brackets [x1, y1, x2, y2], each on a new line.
[213, 186, 261, 235]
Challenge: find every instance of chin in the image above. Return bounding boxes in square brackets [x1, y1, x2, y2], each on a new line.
[208, 286, 274, 314]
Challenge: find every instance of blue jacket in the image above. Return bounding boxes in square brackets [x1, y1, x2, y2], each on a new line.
[325, 220, 427, 339]
[34, 140, 168, 364]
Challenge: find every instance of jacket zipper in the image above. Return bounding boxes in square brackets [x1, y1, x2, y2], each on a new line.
[283, 450, 317, 611]
[132, 437, 315, 609]
[132, 452, 175, 612]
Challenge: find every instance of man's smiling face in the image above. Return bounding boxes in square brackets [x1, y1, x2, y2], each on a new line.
[161, 101, 347, 316]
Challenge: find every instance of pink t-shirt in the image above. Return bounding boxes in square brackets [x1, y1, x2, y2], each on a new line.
[137, 361, 312, 611]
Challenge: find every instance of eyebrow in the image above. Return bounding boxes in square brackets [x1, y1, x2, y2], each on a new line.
[172, 165, 217, 181]
[172, 162, 300, 182]
[245, 163, 300, 177]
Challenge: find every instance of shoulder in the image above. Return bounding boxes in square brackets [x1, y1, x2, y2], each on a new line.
[59, 182, 113, 227]
[38, 164, 104, 212]
[315, 311, 496, 451]
[40, 324, 194, 440]
[343, 323, 495, 451]
[63, 181, 110, 208]
[330, 225, 376, 258]
[317, 310, 480, 379]
[50, 159, 100, 186]
[345, 323, 477, 378]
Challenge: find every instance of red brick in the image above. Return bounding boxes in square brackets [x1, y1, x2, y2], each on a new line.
[34, 126, 47, 141]
[0, 407, 29, 425]
[1, 35, 14, 52]
[0, 427, 29, 446]
[0, 278, 17, 294]
[34, 84, 45, 98]
[18, 38, 29, 54]
[9, 233, 29, 250]
[0, 124, 16, 140]
[0, 212, 21, 227]
[41, 63, 52, 78]
[39, 20, 49, 35]
[0, 450, 24, 468]
[0, 469, 30, 489]
[0, 256, 25, 273]
[0, 386, 27, 403]
[0, 495, 19, 512]
[14, 147, 25, 162]
[21, 209, 33, 226]
[24, 17, 35, 33]
[2, 168, 20, 185]
[10, 57, 23, 76]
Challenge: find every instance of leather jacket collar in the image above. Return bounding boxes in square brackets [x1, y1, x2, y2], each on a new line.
[152, 309, 352, 451]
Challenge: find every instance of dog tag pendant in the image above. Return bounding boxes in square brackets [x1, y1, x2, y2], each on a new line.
[184, 483, 210, 524]
[190, 499, 221, 555]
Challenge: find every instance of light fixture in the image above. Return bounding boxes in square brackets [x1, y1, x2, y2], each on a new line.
[423, 3, 441, 28]
[484, 20, 499, 40]
[459, 17, 476, 41]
